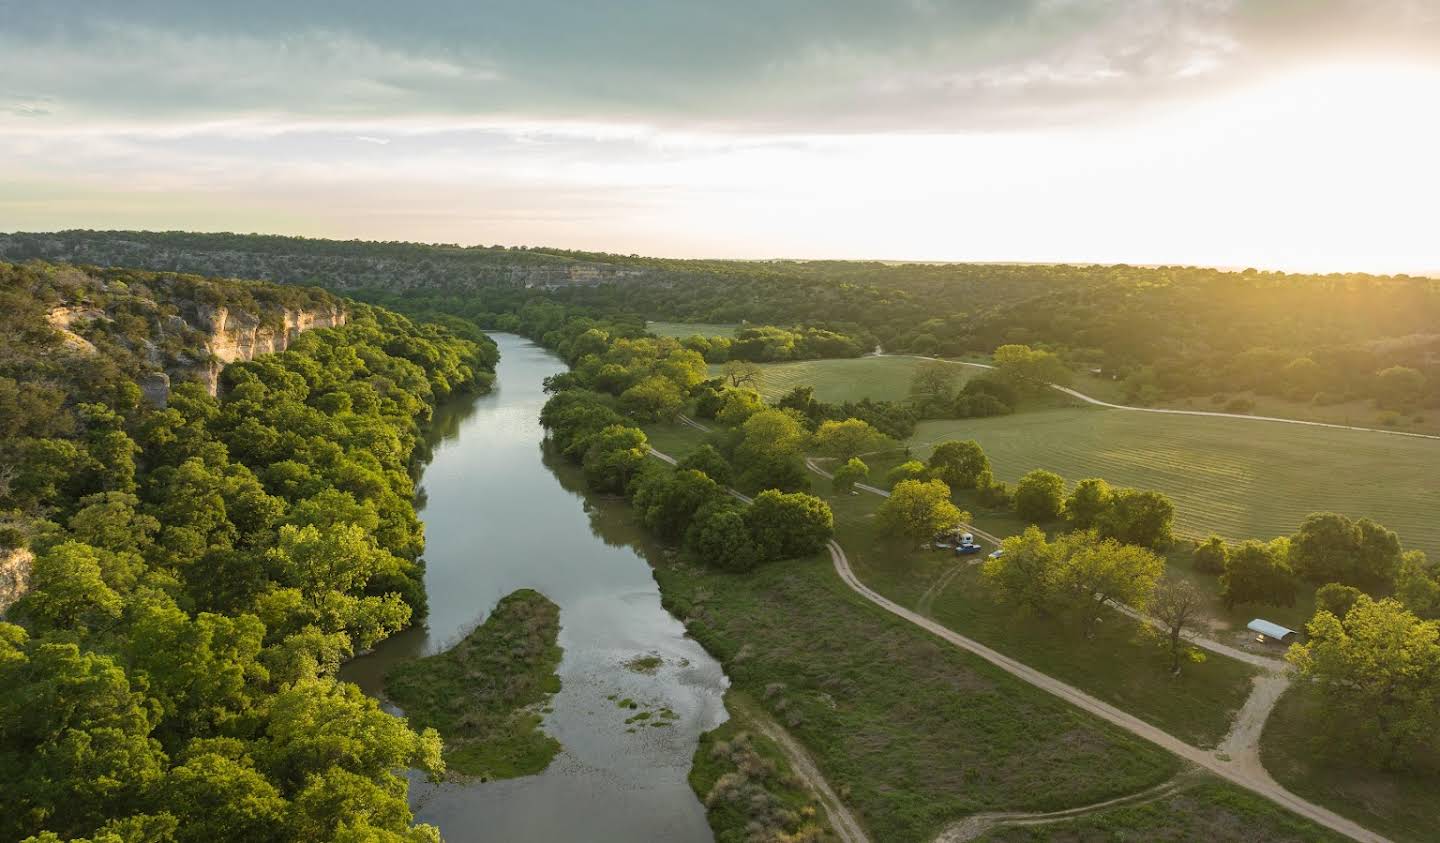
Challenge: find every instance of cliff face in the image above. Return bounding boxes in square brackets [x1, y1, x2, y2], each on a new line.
[0, 548, 34, 617]
[194, 303, 347, 394]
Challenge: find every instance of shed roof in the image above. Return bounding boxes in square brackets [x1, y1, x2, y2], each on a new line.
[1247, 619, 1297, 640]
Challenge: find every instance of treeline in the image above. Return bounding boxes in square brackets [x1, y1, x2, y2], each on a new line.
[0, 264, 496, 841]
[9, 232, 1438, 413]
[534, 317, 835, 573]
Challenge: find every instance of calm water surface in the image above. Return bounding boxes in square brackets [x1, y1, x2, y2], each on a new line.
[341, 334, 727, 842]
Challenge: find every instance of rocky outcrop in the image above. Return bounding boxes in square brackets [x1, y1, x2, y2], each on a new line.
[45, 306, 103, 354]
[0, 548, 34, 617]
[192, 304, 347, 395]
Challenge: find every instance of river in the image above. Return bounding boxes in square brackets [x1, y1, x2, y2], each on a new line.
[340, 333, 728, 842]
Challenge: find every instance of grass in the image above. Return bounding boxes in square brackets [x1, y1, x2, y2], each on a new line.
[385, 588, 563, 780]
[976, 776, 1348, 842]
[902, 406, 1440, 563]
[826, 488, 1260, 748]
[711, 355, 990, 404]
[648, 320, 739, 339]
[689, 690, 835, 842]
[1259, 684, 1440, 843]
[656, 550, 1183, 842]
[1072, 371, 1440, 437]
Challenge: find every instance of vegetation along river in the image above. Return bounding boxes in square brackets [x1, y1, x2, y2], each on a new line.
[342, 334, 728, 841]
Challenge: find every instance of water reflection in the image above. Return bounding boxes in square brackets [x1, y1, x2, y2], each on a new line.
[341, 334, 726, 843]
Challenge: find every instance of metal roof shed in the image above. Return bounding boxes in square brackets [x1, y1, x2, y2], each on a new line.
[1248, 619, 1297, 642]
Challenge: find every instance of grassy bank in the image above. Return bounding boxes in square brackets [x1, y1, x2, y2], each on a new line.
[975, 776, 1347, 841]
[690, 691, 836, 842]
[656, 551, 1182, 842]
[826, 490, 1259, 748]
[1260, 684, 1440, 843]
[385, 588, 563, 779]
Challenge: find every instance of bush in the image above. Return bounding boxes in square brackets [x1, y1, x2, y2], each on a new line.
[1225, 397, 1255, 414]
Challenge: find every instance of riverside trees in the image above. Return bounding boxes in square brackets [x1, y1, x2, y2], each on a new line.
[0, 265, 492, 841]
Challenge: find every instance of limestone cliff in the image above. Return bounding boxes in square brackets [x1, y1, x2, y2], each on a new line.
[0, 548, 34, 617]
[192, 303, 347, 394]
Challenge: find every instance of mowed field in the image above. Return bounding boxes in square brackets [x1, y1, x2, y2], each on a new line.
[711, 356, 986, 403]
[906, 407, 1440, 558]
[647, 320, 739, 338]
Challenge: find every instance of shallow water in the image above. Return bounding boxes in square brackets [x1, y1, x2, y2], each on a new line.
[341, 334, 727, 842]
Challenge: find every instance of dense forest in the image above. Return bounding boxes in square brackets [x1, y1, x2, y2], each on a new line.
[0, 262, 497, 842]
[4, 230, 1436, 411]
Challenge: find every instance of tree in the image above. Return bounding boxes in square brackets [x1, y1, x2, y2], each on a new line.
[831, 458, 869, 495]
[812, 418, 888, 461]
[983, 527, 1064, 614]
[1315, 583, 1365, 621]
[1220, 539, 1297, 610]
[715, 389, 766, 426]
[886, 460, 929, 488]
[1063, 478, 1112, 530]
[581, 425, 650, 494]
[745, 491, 833, 562]
[163, 751, 288, 843]
[619, 375, 684, 422]
[1192, 535, 1228, 575]
[1375, 365, 1425, 409]
[13, 541, 123, 632]
[877, 479, 965, 545]
[1095, 489, 1175, 550]
[686, 505, 759, 572]
[1055, 538, 1163, 634]
[676, 444, 731, 485]
[1289, 597, 1440, 770]
[927, 440, 989, 491]
[1150, 578, 1205, 673]
[1013, 469, 1065, 524]
[908, 362, 959, 415]
[1291, 512, 1402, 590]
[992, 344, 1070, 392]
[634, 469, 725, 543]
[1396, 551, 1440, 619]
[733, 409, 810, 491]
[722, 360, 763, 389]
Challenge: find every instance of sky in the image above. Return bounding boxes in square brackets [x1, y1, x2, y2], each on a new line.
[1, 0, 1438, 272]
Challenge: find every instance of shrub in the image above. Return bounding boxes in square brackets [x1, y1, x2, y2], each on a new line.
[1225, 397, 1255, 413]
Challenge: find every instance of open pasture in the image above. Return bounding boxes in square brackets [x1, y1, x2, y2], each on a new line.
[647, 320, 739, 339]
[713, 355, 986, 403]
[905, 407, 1440, 557]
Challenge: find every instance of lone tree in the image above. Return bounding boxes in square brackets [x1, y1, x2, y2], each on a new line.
[1192, 535, 1229, 575]
[1063, 478, 1112, 530]
[1014, 469, 1066, 524]
[722, 359, 763, 389]
[908, 361, 960, 416]
[927, 440, 990, 491]
[1289, 596, 1440, 770]
[813, 418, 889, 461]
[1149, 577, 1205, 673]
[1220, 539, 1297, 610]
[831, 458, 869, 495]
[1290, 512, 1403, 591]
[877, 479, 965, 545]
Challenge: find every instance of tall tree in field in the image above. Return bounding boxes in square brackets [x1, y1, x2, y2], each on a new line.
[831, 458, 869, 495]
[1289, 597, 1440, 770]
[908, 361, 959, 415]
[1063, 478, 1112, 530]
[1290, 512, 1402, 590]
[983, 526, 1066, 614]
[992, 344, 1071, 392]
[1096, 489, 1175, 550]
[927, 440, 989, 491]
[722, 360, 763, 389]
[1013, 469, 1065, 524]
[812, 418, 889, 461]
[1220, 539, 1297, 610]
[876, 479, 965, 545]
[1055, 538, 1164, 635]
[1149, 577, 1205, 673]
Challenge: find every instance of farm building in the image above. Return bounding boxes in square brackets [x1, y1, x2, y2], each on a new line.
[1247, 619, 1298, 644]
